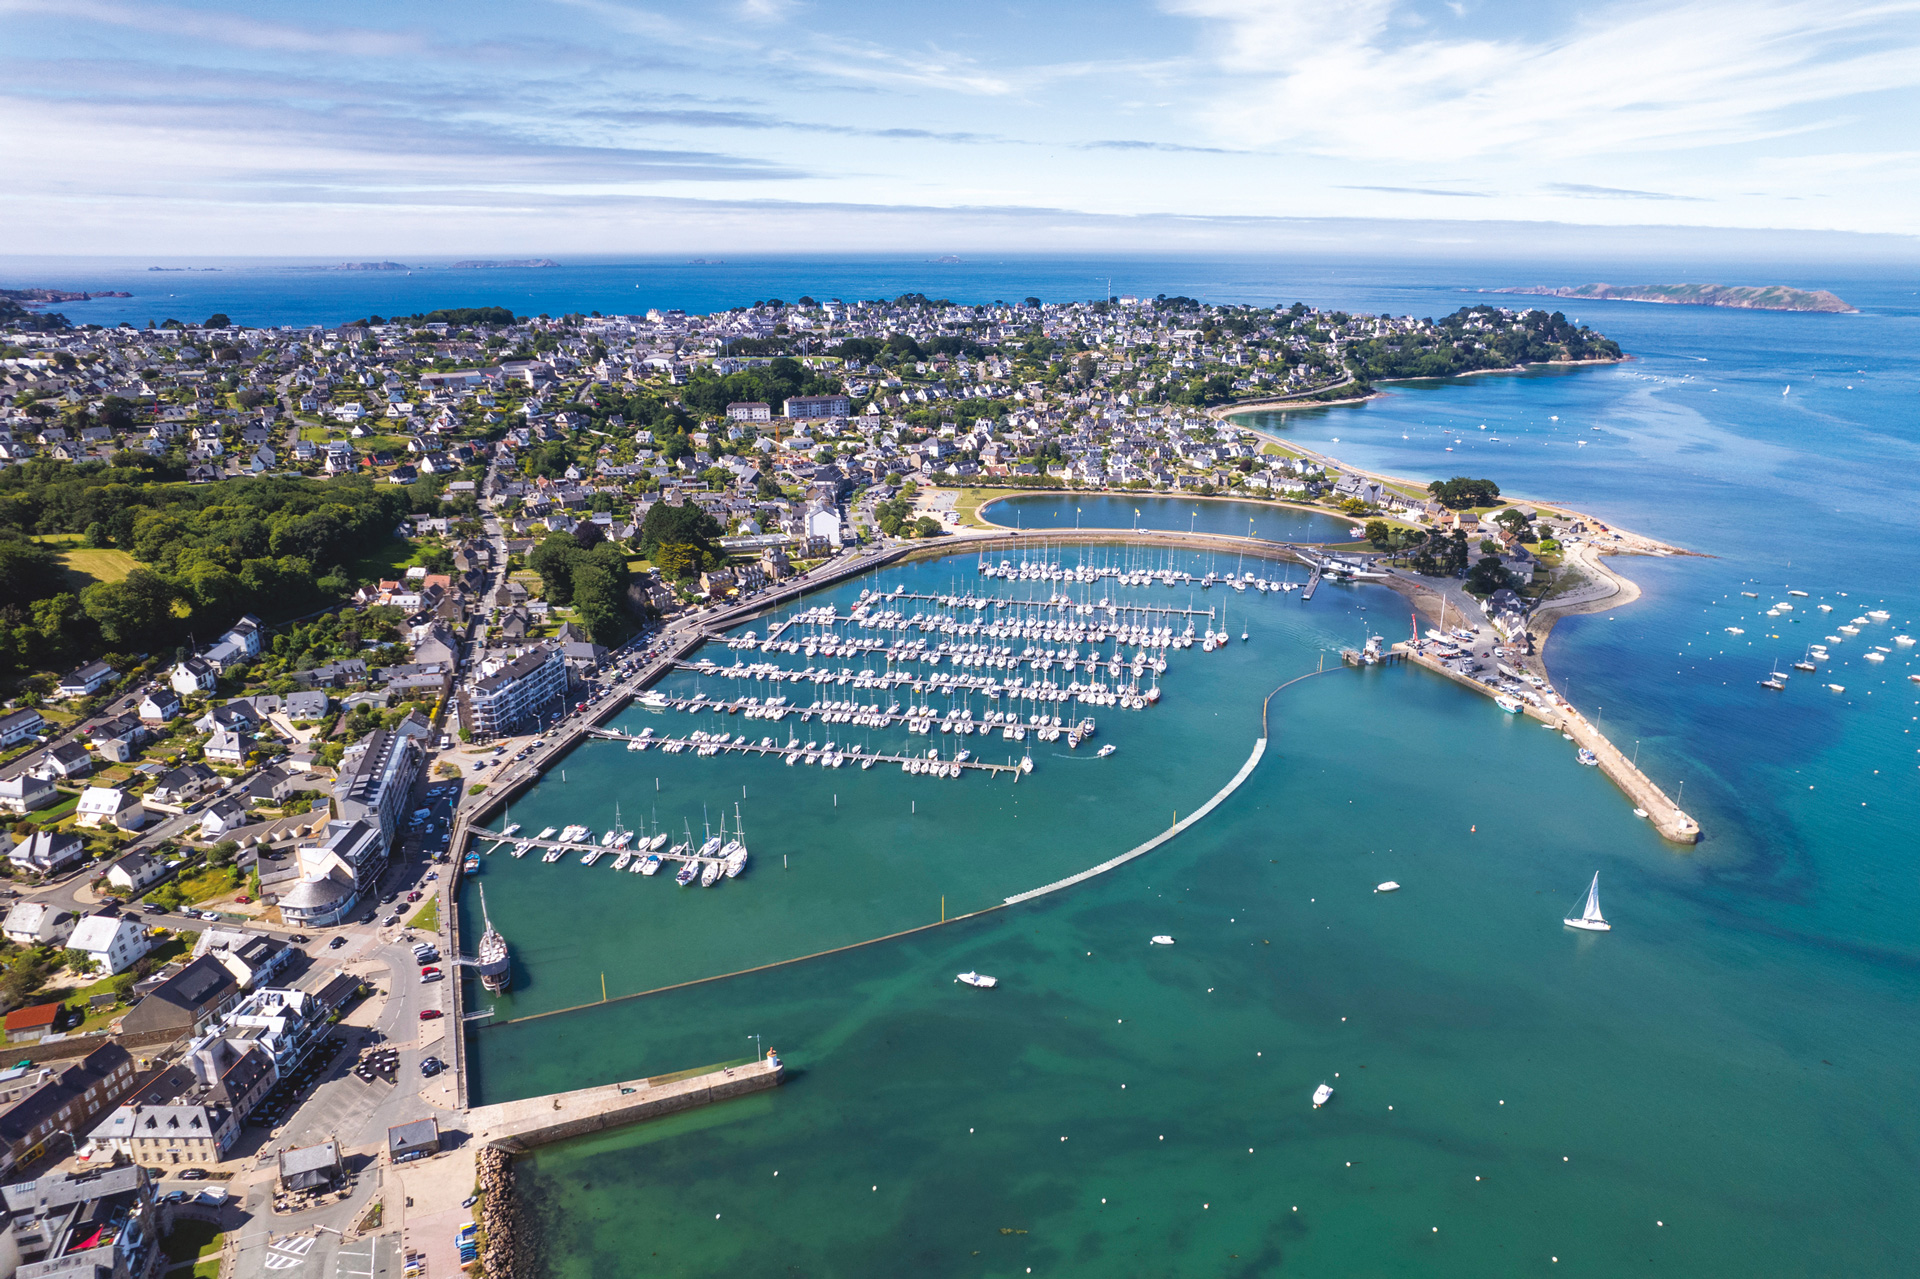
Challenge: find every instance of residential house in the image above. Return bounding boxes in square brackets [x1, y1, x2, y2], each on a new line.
[0, 707, 46, 747]
[147, 762, 218, 809]
[75, 786, 149, 831]
[1, 900, 77, 947]
[203, 726, 253, 765]
[106, 852, 168, 896]
[56, 660, 117, 699]
[66, 913, 151, 976]
[32, 740, 93, 780]
[84, 713, 148, 763]
[245, 764, 307, 807]
[0, 773, 56, 815]
[201, 614, 264, 672]
[8, 830, 88, 878]
[137, 686, 183, 724]
[169, 656, 218, 696]
[197, 796, 249, 840]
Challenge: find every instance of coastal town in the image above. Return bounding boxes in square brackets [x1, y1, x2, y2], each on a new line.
[0, 290, 1640, 1278]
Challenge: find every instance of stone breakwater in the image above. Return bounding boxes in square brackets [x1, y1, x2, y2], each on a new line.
[476, 1145, 516, 1279]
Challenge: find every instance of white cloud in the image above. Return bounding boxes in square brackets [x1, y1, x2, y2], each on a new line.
[1167, 0, 1920, 162]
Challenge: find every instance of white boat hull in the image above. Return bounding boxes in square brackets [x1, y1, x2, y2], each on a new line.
[1563, 918, 1612, 932]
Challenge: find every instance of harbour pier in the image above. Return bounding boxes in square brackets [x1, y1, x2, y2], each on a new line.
[471, 1056, 785, 1155]
[1396, 642, 1700, 844]
[577, 728, 1034, 777]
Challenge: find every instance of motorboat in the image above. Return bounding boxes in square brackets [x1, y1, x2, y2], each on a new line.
[955, 971, 998, 988]
[1564, 872, 1611, 931]
[1576, 748, 1599, 766]
[1493, 695, 1522, 714]
[1150, 935, 1175, 945]
[1096, 744, 1117, 758]
[675, 861, 698, 886]
[1375, 881, 1401, 893]
[1312, 1083, 1334, 1108]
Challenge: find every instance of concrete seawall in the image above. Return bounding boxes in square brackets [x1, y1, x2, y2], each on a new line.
[1397, 644, 1699, 844]
[470, 1058, 785, 1154]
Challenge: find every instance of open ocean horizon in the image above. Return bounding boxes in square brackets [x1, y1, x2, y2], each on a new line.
[20, 252, 1916, 1274]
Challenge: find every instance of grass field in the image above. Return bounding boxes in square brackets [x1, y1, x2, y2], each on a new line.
[409, 898, 440, 931]
[55, 547, 140, 588]
[344, 537, 417, 583]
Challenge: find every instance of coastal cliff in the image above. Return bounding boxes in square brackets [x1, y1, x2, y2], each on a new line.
[1492, 283, 1855, 313]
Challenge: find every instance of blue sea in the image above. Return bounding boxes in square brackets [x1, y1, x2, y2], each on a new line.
[19, 253, 1918, 1274]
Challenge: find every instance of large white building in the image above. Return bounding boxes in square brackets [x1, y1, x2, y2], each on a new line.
[465, 644, 568, 739]
[332, 728, 422, 857]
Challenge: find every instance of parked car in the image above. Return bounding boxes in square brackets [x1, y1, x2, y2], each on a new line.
[179, 1168, 209, 1181]
[199, 910, 221, 921]
[288, 934, 310, 943]
[420, 967, 442, 980]
[235, 895, 251, 904]
[420, 1058, 444, 1077]
[406, 891, 423, 902]
[329, 936, 348, 950]
[419, 1009, 443, 1021]
[383, 914, 401, 926]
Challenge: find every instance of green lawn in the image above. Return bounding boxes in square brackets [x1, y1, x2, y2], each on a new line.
[165, 865, 243, 906]
[56, 547, 141, 588]
[344, 538, 417, 584]
[408, 898, 440, 931]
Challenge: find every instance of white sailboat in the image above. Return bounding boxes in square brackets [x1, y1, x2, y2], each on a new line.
[1563, 873, 1611, 932]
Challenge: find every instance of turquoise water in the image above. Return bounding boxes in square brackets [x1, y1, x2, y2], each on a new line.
[465, 267, 1920, 1277]
[978, 493, 1354, 543]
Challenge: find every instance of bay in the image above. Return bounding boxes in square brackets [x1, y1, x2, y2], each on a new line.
[112, 251, 1907, 1276]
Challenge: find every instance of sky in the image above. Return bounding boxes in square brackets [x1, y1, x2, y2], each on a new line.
[4, 0, 1919, 256]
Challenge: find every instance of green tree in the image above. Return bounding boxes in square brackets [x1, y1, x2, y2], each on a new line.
[1365, 520, 1392, 548]
[528, 534, 581, 605]
[80, 568, 173, 647]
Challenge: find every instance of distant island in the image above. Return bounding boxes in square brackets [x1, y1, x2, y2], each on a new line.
[306, 258, 557, 271]
[1, 287, 132, 307]
[1491, 283, 1855, 313]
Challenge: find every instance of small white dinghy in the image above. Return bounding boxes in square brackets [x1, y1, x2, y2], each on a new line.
[955, 971, 997, 988]
[1150, 935, 1175, 946]
[1564, 873, 1611, 932]
[1312, 1082, 1334, 1108]
[1375, 881, 1400, 893]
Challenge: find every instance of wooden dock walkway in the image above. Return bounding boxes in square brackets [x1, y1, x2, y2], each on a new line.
[577, 728, 1034, 777]
[1301, 566, 1323, 600]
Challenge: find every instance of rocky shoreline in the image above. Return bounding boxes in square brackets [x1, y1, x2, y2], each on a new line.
[476, 1145, 517, 1278]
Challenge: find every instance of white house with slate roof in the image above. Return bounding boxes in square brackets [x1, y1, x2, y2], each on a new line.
[68, 914, 150, 975]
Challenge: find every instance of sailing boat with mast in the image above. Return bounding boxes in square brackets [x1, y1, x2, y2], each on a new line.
[1563, 873, 1611, 932]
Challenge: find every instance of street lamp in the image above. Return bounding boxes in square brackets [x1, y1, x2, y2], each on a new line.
[749, 1032, 762, 1062]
